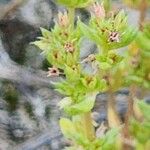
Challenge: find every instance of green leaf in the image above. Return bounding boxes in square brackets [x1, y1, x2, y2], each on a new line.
[55, 81, 75, 96]
[64, 66, 80, 82]
[60, 118, 90, 146]
[99, 62, 112, 70]
[31, 40, 50, 51]
[64, 92, 98, 115]
[88, 77, 97, 90]
[130, 118, 150, 144]
[138, 101, 150, 121]
[40, 27, 51, 38]
[58, 97, 72, 109]
[57, 0, 93, 8]
[32, 28, 51, 51]
[78, 20, 104, 46]
[103, 0, 111, 12]
[102, 128, 120, 150]
[114, 10, 127, 31]
[94, 128, 120, 150]
[104, 128, 120, 142]
[136, 32, 150, 51]
[59, 118, 76, 139]
[127, 75, 143, 83]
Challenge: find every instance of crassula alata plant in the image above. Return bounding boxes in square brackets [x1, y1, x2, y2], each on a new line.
[33, 0, 150, 149]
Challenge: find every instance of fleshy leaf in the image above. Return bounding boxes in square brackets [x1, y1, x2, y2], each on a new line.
[58, 97, 72, 109]
[136, 31, 150, 52]
[32, 40, 49, 51]
[78, 20, 104, 46]
[64, 65, 80, 82]
[59, 118, 76, 139]
[60, 118, 89, 146]
[64, 92, 98, 115]
[102, 128, 120, 150]
[40, 27, 51, 38]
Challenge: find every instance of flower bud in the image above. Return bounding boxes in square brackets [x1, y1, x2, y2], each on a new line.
[58, 11, 69, 28]
[92, 2, 105, 19]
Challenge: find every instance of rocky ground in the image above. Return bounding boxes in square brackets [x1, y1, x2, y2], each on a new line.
[0, 0, 149, 150]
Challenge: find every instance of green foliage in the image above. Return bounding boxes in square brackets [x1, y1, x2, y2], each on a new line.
[125, 24, 150, 89]
[78, 10, 137, 51]
[123, 0, 150, 9]
[123, 0, 142, 9]
[98, 128, 121, 150]
[136, 26, 150, 56]
[33, 24, 81, 69]
[95, 51, 124, 70]
[60, 117, 120, 150]
[33, 0, 150, 149]
[130, 101, 150, 149]
[137, 101, 150, 121]
[102, 0, 112, 12]
[78, 10, 136, 91]
[32, 28, 51, 51]
[57, 0, 94, 8]
[60, 117, 90, 147]
[59, 92, 98, 115]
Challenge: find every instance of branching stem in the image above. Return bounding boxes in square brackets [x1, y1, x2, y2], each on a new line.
[82, 112, 95, 141]
[139, 0, 147, 30]
[107, 89, 121, 128]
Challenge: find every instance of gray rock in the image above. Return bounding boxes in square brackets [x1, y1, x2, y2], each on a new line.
[80, 39, 97, 59]
[12, 129, 24, 138]
[0, 0, 11, 4]
[18, 0, 56, 27]
[24, 45, 44, 69]
[0, 109, 10, 150]
[9, 114, 24, 127]
[126, 8, 140, 27]
[0, 110, 9, 125]
[0, 139, 10, 150]
[0, 19, 38, 64]
[0, 99, 8, 110]
[116, 94, 128, 116]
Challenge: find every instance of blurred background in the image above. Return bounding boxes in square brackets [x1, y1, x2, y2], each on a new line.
[0, 0, 149, 150]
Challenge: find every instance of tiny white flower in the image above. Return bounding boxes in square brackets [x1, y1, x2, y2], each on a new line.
[47, 66, 60, 77]
[108, 31, 120, 43]
[64, 42, 75, 53]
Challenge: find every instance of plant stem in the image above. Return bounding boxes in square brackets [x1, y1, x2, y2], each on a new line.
[68, 7, 75, 29]
[139, 0, 147, 30]
[123, 85, 136, 150]
[126, 85, 136, 120]
[82, 112, 95, 141]
[107, 90, 121, 128]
